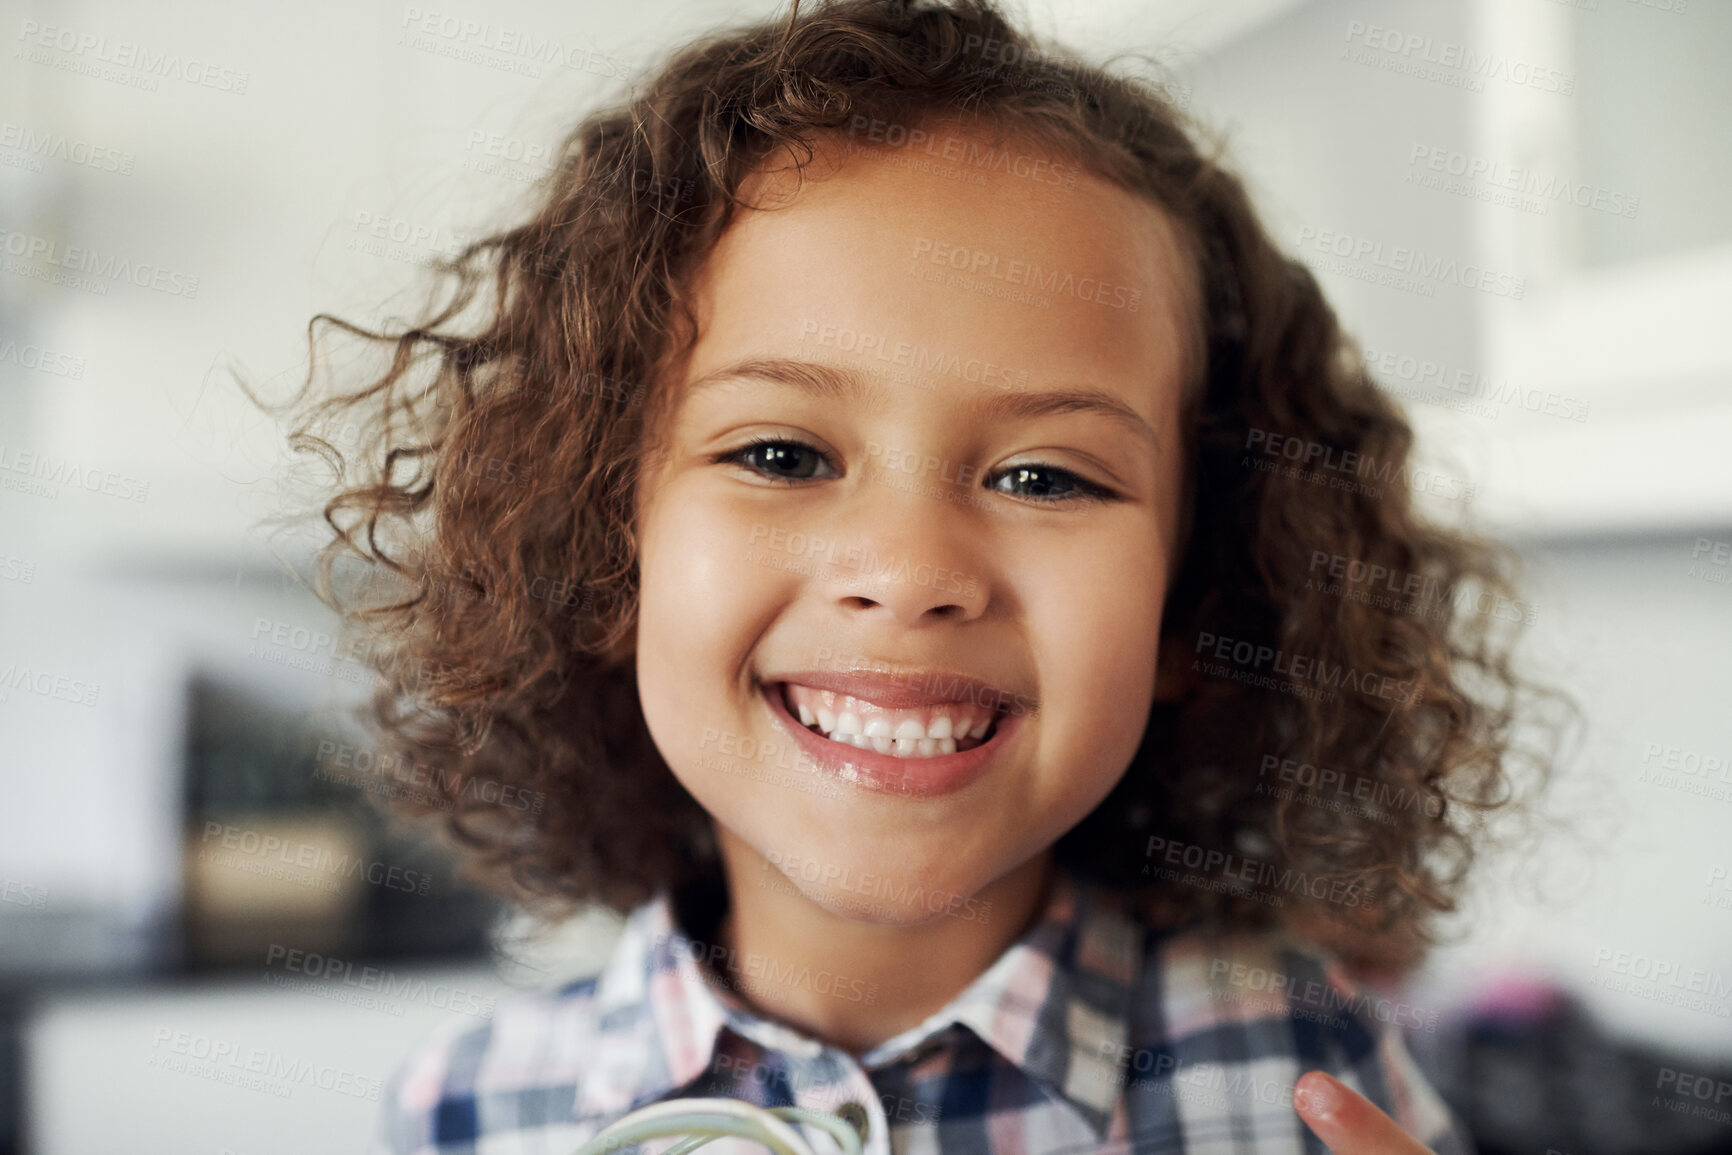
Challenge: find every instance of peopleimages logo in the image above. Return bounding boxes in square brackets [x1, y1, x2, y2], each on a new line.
[1306, 550, 1538, 626]
[1206, 958, 1439, 1033]
[1194, 630, 1423, 707]
[1243, 428, 1476, 504]
[1687, 538, 1732, 589]
[1143, 835, 1375, 909]
[0, 122, 135, 174]
[263, 945, 495, 1018]
[1363, 345, 1589, 424]
[1406, 145, 1639, 220]
[313, 738, 544, 815]
[0, 228, 200, 298]
[0, 443, 149, 503]
[1, 879, 48, 910]
[14, 20, 251, 94]
[0, 662, 100, 707]
[846, 115, 1080, 190]
[146, 1029, 380, 1101]
[1256, 755, 1444, 820]
[0, 339, 86, 379]
[797, 319, 1029, 393]
[1294, 226, 1524, 300]
[1341, 21, 1574, 95]
[910, 237, 1142, 311]
[397, 8, 631, 79]
[197, 822, 432, 896]
[762, 851, 993, 922]
[1590, 946, 1732, 1003]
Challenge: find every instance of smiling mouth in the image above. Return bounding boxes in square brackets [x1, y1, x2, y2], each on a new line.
[775, 682, 1000, 759]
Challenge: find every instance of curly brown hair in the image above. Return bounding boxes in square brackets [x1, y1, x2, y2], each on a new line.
[276, 0, 1566, 972]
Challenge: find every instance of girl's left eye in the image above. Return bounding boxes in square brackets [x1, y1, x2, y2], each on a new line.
[717, 438, 838, 482]
[987, 464, 1112, 503]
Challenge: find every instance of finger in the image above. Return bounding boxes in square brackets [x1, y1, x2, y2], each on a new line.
[1294, 1070, 1433, 1154]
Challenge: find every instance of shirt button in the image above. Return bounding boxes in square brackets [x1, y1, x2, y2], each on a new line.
[835, 1100, 870, 1146]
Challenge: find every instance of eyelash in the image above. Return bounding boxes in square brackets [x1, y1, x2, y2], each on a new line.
[713, 436, 1117, 504]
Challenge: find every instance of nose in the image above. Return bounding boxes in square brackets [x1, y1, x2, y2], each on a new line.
[825, 477, 991, 627]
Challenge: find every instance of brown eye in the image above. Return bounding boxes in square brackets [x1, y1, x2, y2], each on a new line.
[750, 441, 820, 478]
[720, 438, 838, 483]
[989, 463, 1110, 503]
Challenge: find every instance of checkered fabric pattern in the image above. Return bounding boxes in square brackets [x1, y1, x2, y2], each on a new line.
[375, 867, 1473, 1154]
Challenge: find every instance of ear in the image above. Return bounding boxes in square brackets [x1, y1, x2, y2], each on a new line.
[1151, 633, 1199, 703]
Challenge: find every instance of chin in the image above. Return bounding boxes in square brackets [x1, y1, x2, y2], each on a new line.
[750, 832, 1012, 928]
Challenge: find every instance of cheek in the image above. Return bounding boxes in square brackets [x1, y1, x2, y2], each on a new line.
[634, 487, 782, 772]
[1030, 528, 1165, 774]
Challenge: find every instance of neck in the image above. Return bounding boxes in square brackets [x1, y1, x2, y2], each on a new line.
[711, 832, 1056, 1055]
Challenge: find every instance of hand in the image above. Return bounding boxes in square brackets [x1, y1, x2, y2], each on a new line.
[1294, 1070, 1434, 1154]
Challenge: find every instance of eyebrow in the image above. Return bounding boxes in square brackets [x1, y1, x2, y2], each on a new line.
[685, 357, 1161, 453]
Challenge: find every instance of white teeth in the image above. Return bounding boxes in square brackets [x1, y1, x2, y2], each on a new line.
[813, 726, 967, 758]
[782, 684, 999, 759]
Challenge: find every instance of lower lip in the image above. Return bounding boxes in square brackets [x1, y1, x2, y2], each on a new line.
[760, 682, 1019, 798]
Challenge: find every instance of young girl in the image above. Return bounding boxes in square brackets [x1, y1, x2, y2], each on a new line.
[287, 1, 1552, 1150]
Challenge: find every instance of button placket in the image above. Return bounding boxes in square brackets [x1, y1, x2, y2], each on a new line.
[801, 1049, 890, 1155]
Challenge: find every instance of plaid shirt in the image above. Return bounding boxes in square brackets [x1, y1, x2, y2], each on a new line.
[377, 867, 1472, 1154]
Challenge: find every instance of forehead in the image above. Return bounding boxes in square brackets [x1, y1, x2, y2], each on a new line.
[662, 118, 1200, 435]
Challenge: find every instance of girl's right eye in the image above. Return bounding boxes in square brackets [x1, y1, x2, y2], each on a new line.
[715, 437, 839, 484]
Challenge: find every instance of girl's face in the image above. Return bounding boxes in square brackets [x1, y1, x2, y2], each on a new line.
[633, 126, 1195, 922]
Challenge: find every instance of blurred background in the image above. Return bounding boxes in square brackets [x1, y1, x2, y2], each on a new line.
[1, 0, 1729, 1151]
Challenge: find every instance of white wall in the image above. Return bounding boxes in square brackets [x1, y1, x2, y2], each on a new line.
[1189, 0, 1732, 1052]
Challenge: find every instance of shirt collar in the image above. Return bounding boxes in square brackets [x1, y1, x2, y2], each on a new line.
[574, 864, 1142, 1137]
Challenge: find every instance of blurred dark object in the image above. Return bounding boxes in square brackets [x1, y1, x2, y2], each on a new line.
[1415, 976, 1732, 1155]
[0, 996, 18, 1155]
[179, 672, 500, 969]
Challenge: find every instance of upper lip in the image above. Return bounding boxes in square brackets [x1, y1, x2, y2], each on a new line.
[765, 668, 1025, 712]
